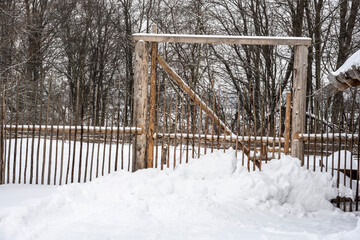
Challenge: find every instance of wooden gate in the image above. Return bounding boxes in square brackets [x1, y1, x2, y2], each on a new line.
[131, 27, 311, 171]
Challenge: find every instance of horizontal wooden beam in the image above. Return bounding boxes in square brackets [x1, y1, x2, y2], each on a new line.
[155, 133, 285, 144]
[299, 133, 359, 143]
[4, 125, 144, 135]
[133, 34, 312, 46]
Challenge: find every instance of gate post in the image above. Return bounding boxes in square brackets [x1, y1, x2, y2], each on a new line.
[291, 45, 308, 164]
[147, 24, 157, 168]
[132, 40, 149, 171]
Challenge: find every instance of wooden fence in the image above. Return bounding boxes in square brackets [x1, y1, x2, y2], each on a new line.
[1, 30, 359, 212]
[300, 90, 360, 212]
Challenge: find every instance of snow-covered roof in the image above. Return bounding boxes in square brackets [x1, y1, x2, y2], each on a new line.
[333, 49, 360, 76]
[315, 50, 360, 100]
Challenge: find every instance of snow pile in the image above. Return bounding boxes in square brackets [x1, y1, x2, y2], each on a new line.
[333, 49, 360, 75]
[0, 149, 358, 239]
[170, 150, 339, 213]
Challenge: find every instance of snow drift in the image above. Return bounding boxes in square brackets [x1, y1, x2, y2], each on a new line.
[0, 149, 358, 240]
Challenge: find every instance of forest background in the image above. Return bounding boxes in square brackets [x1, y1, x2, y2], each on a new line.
[0, 0, 359, 133]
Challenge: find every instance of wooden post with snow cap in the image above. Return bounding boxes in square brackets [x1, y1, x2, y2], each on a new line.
[291, 45, 308, 164]
[132, 40, 149, 172]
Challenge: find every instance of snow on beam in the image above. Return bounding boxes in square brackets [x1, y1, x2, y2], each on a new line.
[154, 133, 285, 143]
[4, 125, 144, 135]
[299, 133, 359, 142]
[133, 34, 312, 46]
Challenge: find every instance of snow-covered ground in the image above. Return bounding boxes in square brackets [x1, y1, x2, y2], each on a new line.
[0, 149, 359, 239]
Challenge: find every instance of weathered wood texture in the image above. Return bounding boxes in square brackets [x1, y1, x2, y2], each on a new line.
[1, 87, 5, 184]
[314, 66, 360, 101]
[132, 40, 149, 171]
[133, 34, 311, 46]
[329, 66, 360, 91]
[284, 92, 291, 154]
[291, 45, 308, 163]
[147, 25, 158, 168]
[3, 125, 144, 135]
[157, 54, 250, 156]
[299, 134, 359, 143]
[155, 133, 285, 143]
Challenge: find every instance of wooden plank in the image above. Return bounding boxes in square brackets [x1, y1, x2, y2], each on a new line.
[41, 81, 52, 185]
[357, 112, 360, 211]
[161, 80, 167, 170]
[277, 85, 282, 160]
[12, 80, 19, 184]
[186, 95, 190, 163]
[179, 94, 184, 163]
[65, 118, 72, 184]
[173, 95, 179, 167]
[84, 108, 91, 182]
[90, 86, 98, 180]
[36, 82, 44, 185]
[251, 78, 258, 169]
[47, 108, 54, 185]
[0, 86, 5, 184]
[154, 133, 285, 143]
[71, 79, 80, 184]
[284, 92, 291, 154]
[101, 116, 108, 176]
[121, 90, 127, 170]
[299, 135, 359, 143]
[79, 104, 85, 182]
[54, 120, 60, 185]
[198, 90, 203, 159]
[108, 107, 115, 174]
[132, 40, 149, 171]
[291, 45, 308, 163]
[241, 88, 246, 166]
[7, 100, 13, 184]
[167, 94, 173, 167]
[4, 125, 143, 135]
[157, 54, 250, 156]
[114, 79, 121, 171]
[147, 24, 157, 169]
[59, 109, 66, 185]
[133, 34, 312, 46]
[211, 83, 215, 153]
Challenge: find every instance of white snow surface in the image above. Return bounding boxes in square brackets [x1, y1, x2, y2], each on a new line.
[0, 149, 359, 239]
[333, 49, 360, 75]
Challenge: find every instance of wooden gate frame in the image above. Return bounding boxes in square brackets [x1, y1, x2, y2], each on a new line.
[132, 31, 311, 171]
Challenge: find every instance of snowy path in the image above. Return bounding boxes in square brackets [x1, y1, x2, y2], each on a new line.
[0, 149, 359, 239]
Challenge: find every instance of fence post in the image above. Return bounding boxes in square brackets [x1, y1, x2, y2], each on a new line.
[284, 92, 291, 154]
[132, 40, 149, 172]
[147, 24, 157, 168]
[291, 45, 308, 164]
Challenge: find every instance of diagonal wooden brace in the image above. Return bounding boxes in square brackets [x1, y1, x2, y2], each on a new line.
[156, 54, 250, 157]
